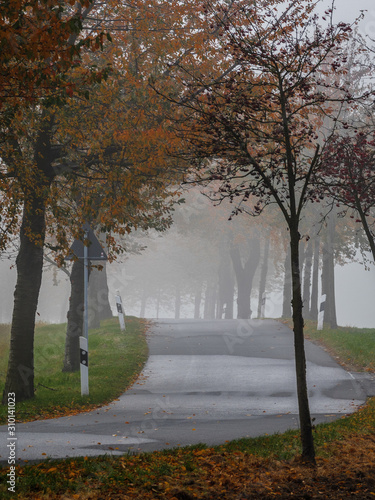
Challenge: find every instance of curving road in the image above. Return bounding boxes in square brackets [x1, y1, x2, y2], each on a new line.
[1, 318, 373, 464]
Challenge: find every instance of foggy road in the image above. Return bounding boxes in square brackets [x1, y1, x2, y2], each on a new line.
[1, 318, 373, 464]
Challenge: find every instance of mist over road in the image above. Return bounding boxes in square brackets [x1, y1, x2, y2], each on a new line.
[0, 318, 371, 463]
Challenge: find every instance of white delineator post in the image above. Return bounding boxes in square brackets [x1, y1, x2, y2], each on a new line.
[115, 292, 126, 331]
[317, 293, 326, 331]
[68, 222, 108, 397]
[80, 227, 89, 396]
[79, 336, 89, 395]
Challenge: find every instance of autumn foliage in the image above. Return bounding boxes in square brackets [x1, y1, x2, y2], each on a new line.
[159, 0, 374, 463]
[0, 0, 106, 107]
[318, 132, 375, 261]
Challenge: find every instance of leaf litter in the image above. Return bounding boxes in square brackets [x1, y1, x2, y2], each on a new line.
[2, 432, 375, 499]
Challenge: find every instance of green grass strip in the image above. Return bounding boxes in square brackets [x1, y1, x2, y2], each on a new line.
[0, 317, 148, 424]
[300, 319, 375, 372]
[0, 399, 374, 498]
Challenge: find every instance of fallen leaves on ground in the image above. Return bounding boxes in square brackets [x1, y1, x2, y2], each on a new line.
[3, 433, 375, 499]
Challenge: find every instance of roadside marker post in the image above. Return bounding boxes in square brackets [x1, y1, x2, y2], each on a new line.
[317, 293, 326, 331]
[115, 292, 126, 331]
[79, 336, 89, 395]
[67, 223, 108, 396]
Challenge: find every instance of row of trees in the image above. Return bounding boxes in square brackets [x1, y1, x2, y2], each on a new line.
[2, 0, 375, 463]
[0, 0, 208, 402]
[121, 188, 365, 328]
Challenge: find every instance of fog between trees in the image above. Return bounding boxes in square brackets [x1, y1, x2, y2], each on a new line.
[0, 188, 373, 327]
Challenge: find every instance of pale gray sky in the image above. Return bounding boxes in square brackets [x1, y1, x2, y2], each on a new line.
[323, 0, 375, 36]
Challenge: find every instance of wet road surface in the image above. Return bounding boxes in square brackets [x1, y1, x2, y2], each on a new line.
[1, 318, 373, 464]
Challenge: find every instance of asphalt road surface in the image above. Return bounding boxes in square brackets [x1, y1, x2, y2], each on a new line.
[1, 318, 373, 464]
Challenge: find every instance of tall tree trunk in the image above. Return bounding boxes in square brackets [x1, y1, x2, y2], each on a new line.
[230, 237, 260, 319]
[257, 236, 270, 318]
[217, 246, 235, 319]
[174, 285, 181, 319]
[62, 260, 85, 372]
[194, 285, 201, 319]
[310, 236, 320, 321]
[203, 280, 216, 319]
[282, 245, 292, 318]
[290, 223, 315, 463]
[88, 264, 100, 329]
[2, 118, 55, 403]
[2, 196, 47, 403]
[140, 290, 147, 318]
[155, 288, 161, 319]
[88, 262, 113, 329]
[231, 244, 250, 319]
[302, 239, 313, 319]
[322, 214, 337, 329]
[299, 240, 306, 274]
[224, 279, 234, 319]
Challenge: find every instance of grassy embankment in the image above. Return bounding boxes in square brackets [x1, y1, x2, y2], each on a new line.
[0, 319, 374, 499]
[299, 319, 375, 373]
[0, 317, 148, 424]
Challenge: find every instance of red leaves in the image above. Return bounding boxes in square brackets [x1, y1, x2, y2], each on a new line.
[319, 132, 375, 211]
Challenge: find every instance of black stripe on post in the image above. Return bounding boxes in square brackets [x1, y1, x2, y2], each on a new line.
[80, 348, 88, 366]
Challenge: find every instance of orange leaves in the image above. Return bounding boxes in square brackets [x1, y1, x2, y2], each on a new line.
[0, 0, 108, 108]
[0, 0, 223, 258]
[2, 429, 375, 499]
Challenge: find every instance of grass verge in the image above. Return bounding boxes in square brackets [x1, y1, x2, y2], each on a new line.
[282, 318, 375, 372]
[0, 317, 148, 424]
[1, 319, 374, 499]
[0, 399, 374, 498]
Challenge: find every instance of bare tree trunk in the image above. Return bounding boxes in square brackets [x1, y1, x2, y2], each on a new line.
[88, 262, 113, 329]
[62, 260, 84, 372]
[322, 214, 337, 329]
[282, 245, 292, 318]
[257, 236, 270, 318]
[310, 236, 320, 321]
[194, 285, 201, 319]
[290, 223, 315, 463]
[217, 247, 235, 319]
[2, 119, 54, 403]
[230, 237, 260, 319]
[140, 289, 147, 317]
[2, 197, 46, 403]
[174, 285, 181, 319]
[203, 280, 216, 319]
[224, 279, 234, 319]
[156, 288, 161, 319]
[88, 264, 100, 329]
[302, 239, 313, 319]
